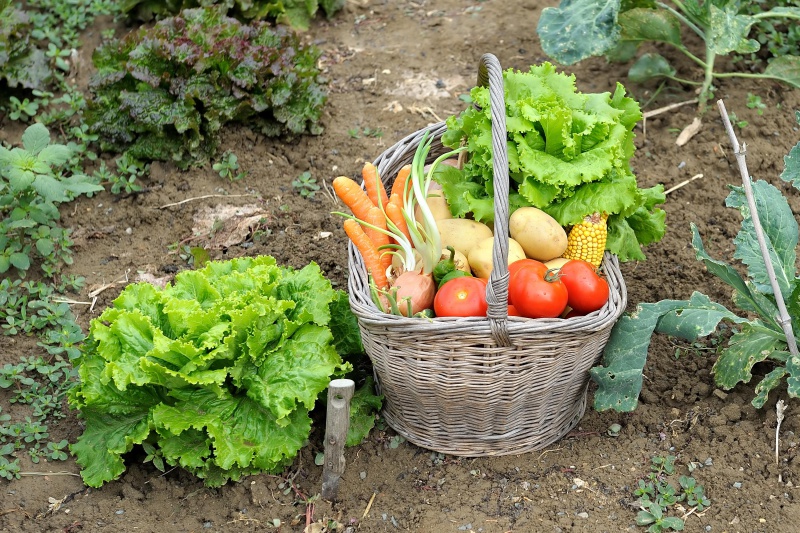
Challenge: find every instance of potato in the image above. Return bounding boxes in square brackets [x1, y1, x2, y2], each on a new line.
[437, 218, 493, 258]
[544, 257, 570, 270]
[468, 237, 526, 279]
[442, 247, 471, 274]
[509, 207, 568, 262]
[415, 182, 452, 222]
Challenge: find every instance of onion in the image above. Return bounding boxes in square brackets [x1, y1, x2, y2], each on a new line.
[392, 271, 435, 316]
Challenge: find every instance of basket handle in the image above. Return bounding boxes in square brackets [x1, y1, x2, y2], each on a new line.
[476, 53, 512, 347]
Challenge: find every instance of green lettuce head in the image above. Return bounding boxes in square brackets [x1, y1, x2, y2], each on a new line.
[437, 62, 665, 261]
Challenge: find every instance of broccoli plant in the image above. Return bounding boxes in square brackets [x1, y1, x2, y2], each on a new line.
[85, 6, 327, 169]
[537, 0, 800, 108]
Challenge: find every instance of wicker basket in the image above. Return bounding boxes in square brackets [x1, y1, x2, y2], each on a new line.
[347, 54, 627, 456]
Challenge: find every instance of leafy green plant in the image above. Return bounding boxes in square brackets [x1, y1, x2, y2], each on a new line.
[212, 150, 245, 180]
[0, 0, 51, 91]
[292, 171, 320, 198]
[745, 0, 800, 63]
[636, 502, 685, 532]
[437, 63, 666, 261]
[591, 110, 800, 411]
[68, 256, 374, 487]
[746, 92, 767, 115]
[85, 6, 327, 169]
[348, 126, 384, 139]
[0, 352, 79, 475]
[0, 123, 104, 277]
[120, 0, 345, 30]
[631, 455, 709, 532]
[537, 0, 800, 107]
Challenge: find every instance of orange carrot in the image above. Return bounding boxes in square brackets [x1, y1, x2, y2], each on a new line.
[386, 196, 411, 244]
[364, 206, 392, 272]
[362, 162, 389, 208]
[390, 165, 412, 202]
[344, 219, 388, 289]
[333, 176, 374, 221]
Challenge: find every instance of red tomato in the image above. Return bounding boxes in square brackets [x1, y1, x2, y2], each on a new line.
[507, 259, 547, 305]
[508, 259, 547, 279]
[559, 260, 609, 314]
[434, 277, 488, 317]
[508, 264, 568, 319]
[507, 304, 521, 317]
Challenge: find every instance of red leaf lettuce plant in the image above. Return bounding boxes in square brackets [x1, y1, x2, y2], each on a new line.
[121, 0, 344, 30]
[85, 6, 327, 168]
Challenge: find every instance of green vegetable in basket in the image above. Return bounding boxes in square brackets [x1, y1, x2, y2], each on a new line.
[435, 62, 666, 262]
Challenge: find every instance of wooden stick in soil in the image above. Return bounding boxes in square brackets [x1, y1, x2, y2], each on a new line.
[320, 379, 355, 500]
[716, 99, 800, 358]
[776, 399, 787, 483]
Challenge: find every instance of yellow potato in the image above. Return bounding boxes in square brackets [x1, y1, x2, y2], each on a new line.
[415, 182, 452, 222]
[468, 237, 526, 279]
[509, 207, 568, 262]
[437, 218, 493, 258]
[544, 257, 570, 270]
[442, 248, 471, 274]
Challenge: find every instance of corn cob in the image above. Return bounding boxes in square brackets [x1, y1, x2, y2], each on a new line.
[563, 212, 608, 268]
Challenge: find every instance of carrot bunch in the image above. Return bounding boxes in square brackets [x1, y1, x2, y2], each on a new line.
[333, 163, 411, 289]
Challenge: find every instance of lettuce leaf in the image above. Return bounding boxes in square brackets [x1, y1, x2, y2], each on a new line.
[439, 63, 664, 261]
[69, 256, 372, 488]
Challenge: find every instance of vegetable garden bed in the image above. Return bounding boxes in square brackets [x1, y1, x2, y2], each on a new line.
[2, 0, 800, 532]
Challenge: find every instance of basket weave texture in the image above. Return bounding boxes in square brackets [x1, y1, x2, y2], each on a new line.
[347, 54, 628, 456]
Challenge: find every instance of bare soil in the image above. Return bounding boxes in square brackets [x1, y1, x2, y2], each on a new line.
[2, 1, 800, 532]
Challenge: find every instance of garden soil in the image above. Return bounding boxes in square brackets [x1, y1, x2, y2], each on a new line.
[3, 1, 800, 532]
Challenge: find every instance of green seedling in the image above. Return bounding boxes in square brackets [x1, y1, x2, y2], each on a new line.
[292, 171, 321, 198]
[746, 92, 767, 115]
[636, 502, 685, 532]
[212, 151, 245, 180]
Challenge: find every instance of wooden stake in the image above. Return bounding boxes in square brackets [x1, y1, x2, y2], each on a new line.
[320, 379, 355, 500]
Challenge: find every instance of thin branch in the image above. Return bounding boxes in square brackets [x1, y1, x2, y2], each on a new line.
[716, 100, 800, 357]
[157, 193, 258, 209]
[665, 174, 703, 195]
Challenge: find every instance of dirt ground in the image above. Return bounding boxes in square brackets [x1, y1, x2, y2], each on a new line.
[2, 0, 800, 532]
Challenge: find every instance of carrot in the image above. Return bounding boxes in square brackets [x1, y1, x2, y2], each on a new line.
[390, 165, 412, 203]
[364, 206, 392, 272]
[362, 162, 389, 208]
[385, 196, 411, 244]
[333, 176, 374, 221]
[344, 219, 388, 289]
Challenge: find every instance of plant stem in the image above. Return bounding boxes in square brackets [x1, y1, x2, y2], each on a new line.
[658, 1, 705, 40]
[716, 100, 800, 358]
[699, 47, 717, 110]
[667, 75, 702, 86]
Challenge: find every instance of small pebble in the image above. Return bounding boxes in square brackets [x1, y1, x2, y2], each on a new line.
[457, 523, 472, 531]
[678, 161, 686, 169]
[115, 510, 124, 515]
[360, 471, 367, 480]
[203, 521, 213, 528]
[733, 482, 742, 489]
[577, 512, 589, 519]
[125, 227, 133, 235]
[705, 526, 712, 532]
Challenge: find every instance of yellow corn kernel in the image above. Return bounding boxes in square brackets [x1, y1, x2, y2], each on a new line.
[563, 212, 608, 268]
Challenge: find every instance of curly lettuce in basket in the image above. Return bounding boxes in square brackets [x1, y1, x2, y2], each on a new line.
[437, 62, 666, 261]
[68, 256, 374, 488]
